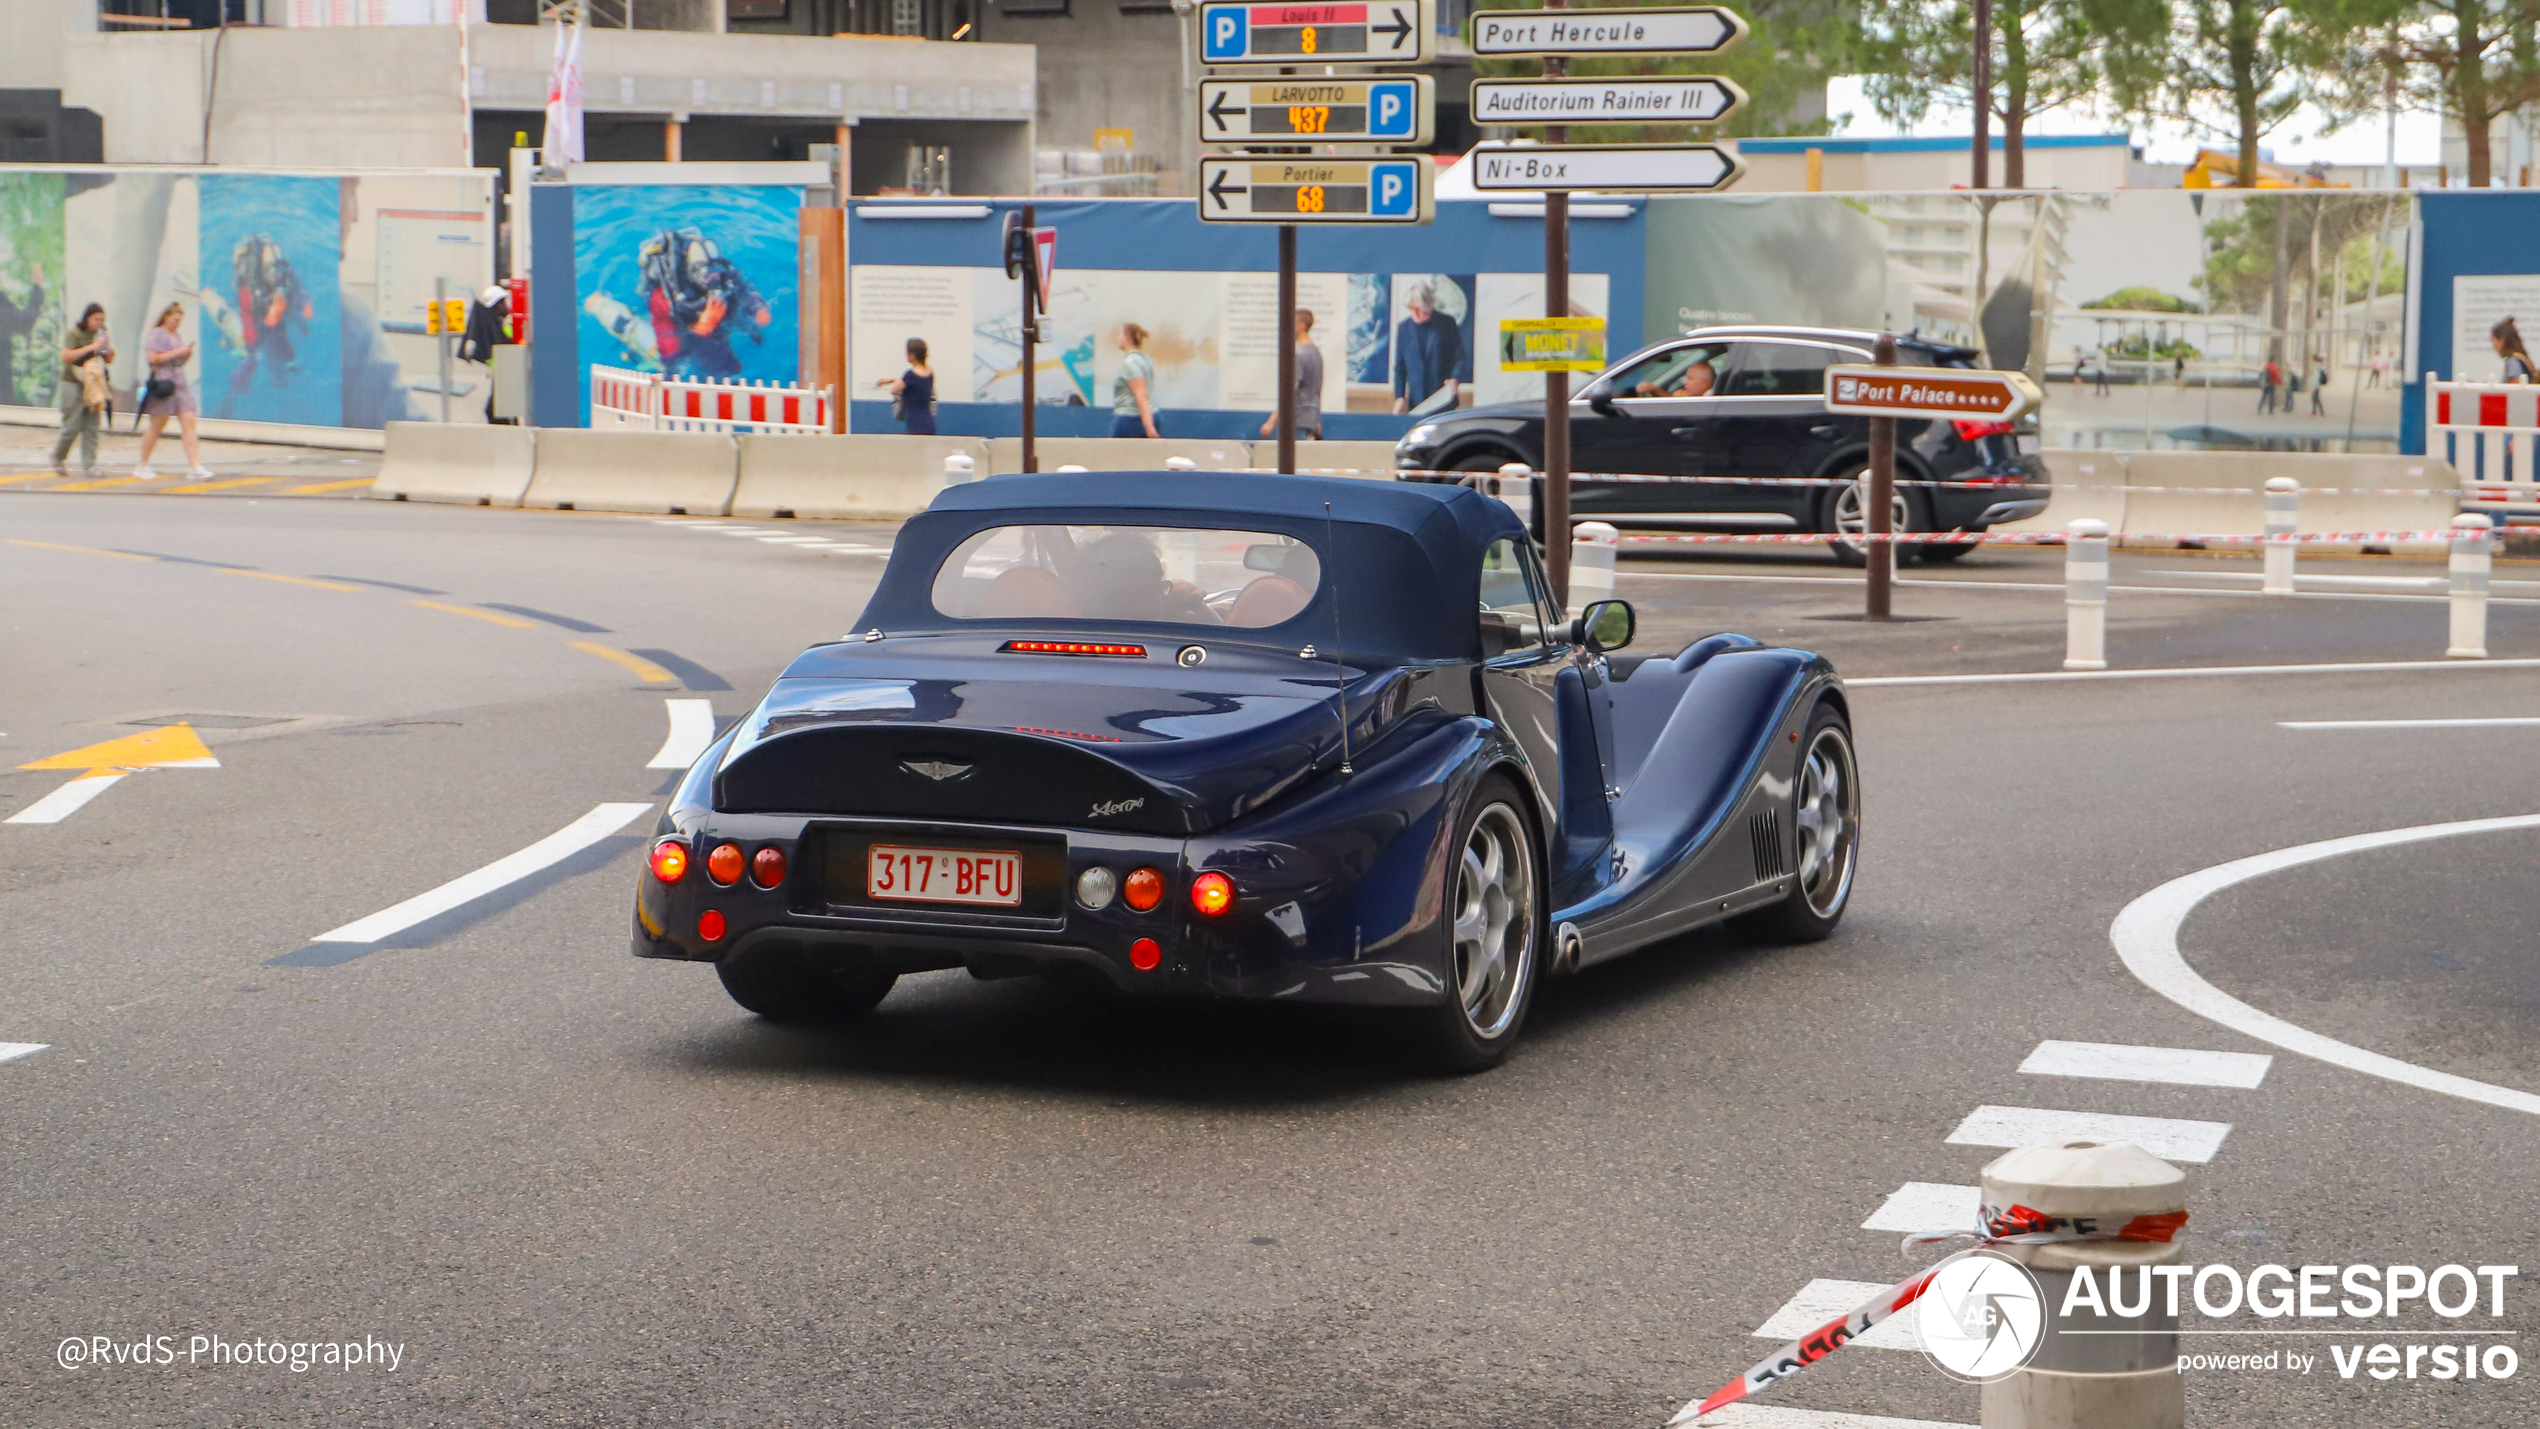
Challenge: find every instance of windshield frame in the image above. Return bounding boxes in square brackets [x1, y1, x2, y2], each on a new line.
[925, 520, 1331, 637]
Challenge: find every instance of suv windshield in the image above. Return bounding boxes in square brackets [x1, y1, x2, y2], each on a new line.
[931, 524, 1324, 629]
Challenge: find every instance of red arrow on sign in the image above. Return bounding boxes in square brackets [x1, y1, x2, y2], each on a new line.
[1032, 228, 1056, 312]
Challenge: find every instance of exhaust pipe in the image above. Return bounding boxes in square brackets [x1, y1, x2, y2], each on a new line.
[1554, 921, 1585, 975]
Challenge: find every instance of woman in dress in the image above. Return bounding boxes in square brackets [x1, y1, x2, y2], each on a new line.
[134, 302, 210, 479]
[875, 337, 937, 436]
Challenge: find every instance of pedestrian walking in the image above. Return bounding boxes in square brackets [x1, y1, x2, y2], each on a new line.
[2073, 345, 2086, 389]
[133, 301, 211, 480]
[2174, 351, 2187, 389]
[1259, 307, 1323, 443]
[2258, 356, 2281, 414]
[874, 337, 937, 435]
[2310, 357, 2328, 416]
[50, 302, 111, 475]
[2093, 348, 2111, 396]
[1111, 323, 1159, 438]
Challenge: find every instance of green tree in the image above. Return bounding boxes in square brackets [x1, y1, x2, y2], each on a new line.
[2121, 0, 2374, 188]
[1855, 0, 2168, 188]
[2350, 2, 2540, 188]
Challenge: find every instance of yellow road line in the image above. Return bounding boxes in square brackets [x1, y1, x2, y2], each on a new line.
[168, 477, 280, 494]
[570, 641, 678, 683]
[4, 538, 156, 562]
[409, 599, 538, 628]
[47, 474, 152, 492]
[0, 472, 63, 486]
[221, 570, 362, 593]
[280, 478, 376, 496]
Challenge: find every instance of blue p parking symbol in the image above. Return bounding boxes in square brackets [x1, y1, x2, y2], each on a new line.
[1204, 6, 1247, 59]
[1371, 164, 1413, 217]
[1371, 82, 1409, 137]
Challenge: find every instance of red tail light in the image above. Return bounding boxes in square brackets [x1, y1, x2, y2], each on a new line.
[649, 839, 690, 884]
[1129, 937, 1162, 971]
[698, 909, 726, 942]
[1190, 870, 1236, 917]
[751, 846, 787, 888]
[706, 842, 745, 886]
[1123, 867, 1165, 912]
[1952, 419, 2017, 441]
[1003, 640, 1148, 658]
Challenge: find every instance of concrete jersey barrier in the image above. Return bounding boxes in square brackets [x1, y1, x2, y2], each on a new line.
[733, 434, 992, 520]
[1278, 440, 1404, 477]
[1994, 449, 2127, 534]
[373, 422, 538, 507]
[519, 428, 740, 516]
[989, 437, 1254, 474]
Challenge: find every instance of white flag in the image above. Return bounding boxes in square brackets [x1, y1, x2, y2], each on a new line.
[543, 22, 585, 164]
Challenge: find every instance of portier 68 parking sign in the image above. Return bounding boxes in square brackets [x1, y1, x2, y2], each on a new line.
[1199, 0, 1435, 66]
[1198, 156, 1434, 224]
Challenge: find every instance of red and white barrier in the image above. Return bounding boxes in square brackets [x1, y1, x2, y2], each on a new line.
[2429, 373, 2540, 516]
[589, 364, 833, 435]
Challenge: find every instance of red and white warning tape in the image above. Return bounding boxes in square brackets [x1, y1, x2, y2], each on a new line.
[1613, 530, 2466, 547]
[1666, 1204, 2189, 1426]
[1300, 468, 2467, 495]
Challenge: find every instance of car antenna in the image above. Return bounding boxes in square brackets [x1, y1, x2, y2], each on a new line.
[1324, 500, 1352, 776]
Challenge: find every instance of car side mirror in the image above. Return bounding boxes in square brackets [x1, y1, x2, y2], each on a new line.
[1573, 599, 1634, 653]
[1586, 388, 1620, 416]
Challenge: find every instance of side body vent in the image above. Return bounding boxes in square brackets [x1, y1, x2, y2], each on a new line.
[1748, 807, 1786, 882]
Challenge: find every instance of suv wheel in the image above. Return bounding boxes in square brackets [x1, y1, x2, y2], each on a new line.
[1825, 474, 1923, 568]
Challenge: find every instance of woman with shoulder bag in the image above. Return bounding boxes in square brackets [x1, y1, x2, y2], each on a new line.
[135, 301, 211, 480]
[875, 337, 938, 435]
[50, 302, 112, 477]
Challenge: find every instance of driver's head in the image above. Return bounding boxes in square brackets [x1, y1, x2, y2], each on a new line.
[1073, 530, 1167, 615]
[1681, 359, 1715, 396]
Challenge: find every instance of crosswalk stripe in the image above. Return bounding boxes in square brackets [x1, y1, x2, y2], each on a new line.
[757, 535, 832, 544]
[1754, 1280, 1921, 1350]
[646, 698, 717, 769]
[1945, 1105, 2232, 1163]
[1860, 1182, 1978, 1234]
[2019, 1040, 2272, 1088]
[0, 1042, 48, 1064]
[1695, 1405, 1971, 1429]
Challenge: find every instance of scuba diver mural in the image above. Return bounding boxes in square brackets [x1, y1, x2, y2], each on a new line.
[571, 185, 802, 421]
[223, 233, 314, 395]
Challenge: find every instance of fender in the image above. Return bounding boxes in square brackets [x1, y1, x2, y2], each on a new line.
[1556, 647, 1837, 962]
[1182, 714, 1529, 1006]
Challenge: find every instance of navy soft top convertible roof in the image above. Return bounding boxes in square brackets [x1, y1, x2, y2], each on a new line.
[854, 472, 1526, 662]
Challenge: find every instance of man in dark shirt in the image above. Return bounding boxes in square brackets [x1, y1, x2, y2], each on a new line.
[1391, 282, 1464, 414]
[1261, 307, 1324, 442]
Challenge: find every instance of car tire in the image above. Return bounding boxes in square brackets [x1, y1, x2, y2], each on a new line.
[1738, 703, 1860, 943]
[1405, 773, 1544, 1074]
[716, 949, 898, 1024]
[1823, 473, 1924, 568]
[1451, 450, 1526, 475]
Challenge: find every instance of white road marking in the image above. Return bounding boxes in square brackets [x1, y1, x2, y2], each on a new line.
[1854, 657, 2540, 687]
[5, 773, 127, 825]
[2111, 813, 2540, 1117]
[756, 535, 834, 545]
[647, 699, 717, 770]
[2019, 1040, 2273, 1088]
[1945, 1105, 2232, 1163]
[0, 1042, 47, 1064]
[1860, 1182, 1979, 1234]
[2151, 568, 2540, 592]
[1754, 1281, 1921, 1350]
[712, 528, 780, 536]
[308, 802, 654, 944]
[2282, 717, 2540, 729]
[1697, 1405, 1971, 1429]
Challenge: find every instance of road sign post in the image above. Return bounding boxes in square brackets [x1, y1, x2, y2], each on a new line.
[1002, 207, 1040, 472]
[1277, 224, 1298, 474]
[1866, 335, 1896, 620]
[1475, 1, 1746, 603]
[1819, 357, 2043, 620]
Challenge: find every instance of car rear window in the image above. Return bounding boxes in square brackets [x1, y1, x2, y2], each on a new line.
[931, 524, 1324, 629]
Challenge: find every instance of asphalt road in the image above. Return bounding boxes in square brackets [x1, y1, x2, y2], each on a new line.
[4, 490, 2536, 1427]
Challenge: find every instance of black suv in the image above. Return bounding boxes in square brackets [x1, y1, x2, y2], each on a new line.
[1393, 325, 2050, 562]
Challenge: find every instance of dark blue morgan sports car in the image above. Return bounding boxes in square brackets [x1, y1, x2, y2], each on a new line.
[634, 472, 1858, 1071]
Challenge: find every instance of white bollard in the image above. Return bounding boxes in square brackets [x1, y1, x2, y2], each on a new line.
[942, 453, 976, 483]
[2450, 512, 2492, 659]
[2261, 476, 2297, 594]
[1570, 521, 1619, 610]
[2064, 518, 2109, 670]
[1495, 461, 1536, 531]
[1163, 456, 1199, 471]
[1979, 1141, 2187, 1429]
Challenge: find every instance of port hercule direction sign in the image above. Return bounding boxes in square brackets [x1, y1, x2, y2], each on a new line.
[1469, 76, 1744, 124]
[1469, 5, 1747, 56]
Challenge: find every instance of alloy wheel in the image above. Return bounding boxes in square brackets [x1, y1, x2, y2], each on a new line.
[1451, 803, 1536, 1039]
[1794, 725, 1860, 918]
